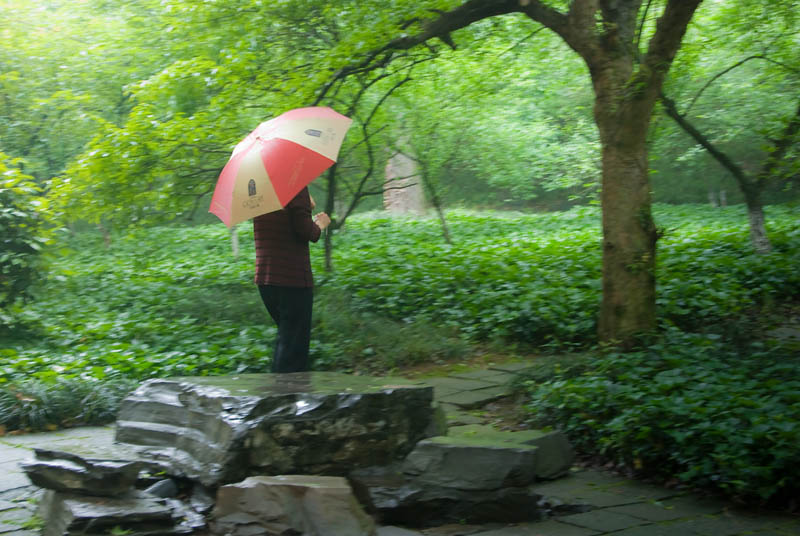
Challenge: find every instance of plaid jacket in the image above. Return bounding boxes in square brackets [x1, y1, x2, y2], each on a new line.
[253, 187, 321, 287]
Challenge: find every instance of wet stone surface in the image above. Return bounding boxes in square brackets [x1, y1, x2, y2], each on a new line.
[115, 372, 437, 486]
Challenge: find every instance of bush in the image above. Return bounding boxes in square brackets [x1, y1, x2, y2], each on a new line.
[0, 154, 50, 331]
[1, 204, 798, 385]
[524, 329, 800, 505]
[0, 376, 137, 432]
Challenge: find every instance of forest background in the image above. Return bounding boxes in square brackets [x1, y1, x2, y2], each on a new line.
[1, 0, 799, 509]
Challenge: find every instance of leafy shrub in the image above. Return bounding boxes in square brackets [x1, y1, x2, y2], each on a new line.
[0, 154, 50, 331]
[524, 329, 800, 504]
[0, 377, 137, 432]
[0, 204, 797, 386]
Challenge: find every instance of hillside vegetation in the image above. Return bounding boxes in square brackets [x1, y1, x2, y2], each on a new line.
[2, 204, 798, 504]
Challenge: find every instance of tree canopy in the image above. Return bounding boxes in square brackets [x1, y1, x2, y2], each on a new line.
[1, 0, 798, 345]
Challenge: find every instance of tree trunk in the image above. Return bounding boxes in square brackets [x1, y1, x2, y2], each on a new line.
[660, 93, 772, 252]
[311, 0, 703, 348]
[596, 118, 658, 346]
[744, 190, 771, 253]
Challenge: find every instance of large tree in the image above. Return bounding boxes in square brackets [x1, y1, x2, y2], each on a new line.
[315, 0, 702, 346]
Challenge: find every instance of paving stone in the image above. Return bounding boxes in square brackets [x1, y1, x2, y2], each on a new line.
[0, 508, 34, 534]
[594, 481, 680, 502]
[0, 427, 113, 447]
[471, 520, 601, 535]
[437, 385, 511, 409]
[378, 526, 425, 535]
[0, 488, 40, 505]
[680, 512, 794, 536]
[440, 406, 485, 425]
[568, 470, 645, 488]
[421, 523, 496, 535]
[423, 377, 499, 396]
[656, 495, 728, 517]
[0, 502, 14, 513]
[548, 488, 645, 508]
[0, 446, 28, 464]
[611, 523, 685, 536]
[447, 370, 516, 384]
[606, 501, 695, 522]
[0, 465, 31, 493]
[559, 509, 650, 532]
[487, 363, 534, 373]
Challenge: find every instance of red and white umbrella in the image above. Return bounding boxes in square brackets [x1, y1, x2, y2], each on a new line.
[209, 106, 353, 227]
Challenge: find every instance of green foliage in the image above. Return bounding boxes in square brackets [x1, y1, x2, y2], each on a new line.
[1, 203, 798, 503]
[0, 154, 50, 329]
[2, 204, 796, 388]
[654, 0, 800, 204]
[525, 329, 800, 505]
[0, 376, 136, 432]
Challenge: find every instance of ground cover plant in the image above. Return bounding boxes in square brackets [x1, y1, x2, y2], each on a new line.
[1, 203, 798, 504]
[524, 329, 800, 506]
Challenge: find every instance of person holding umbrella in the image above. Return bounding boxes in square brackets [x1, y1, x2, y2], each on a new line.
[253, 190, 330, 372]
[209, 106, 352, 373]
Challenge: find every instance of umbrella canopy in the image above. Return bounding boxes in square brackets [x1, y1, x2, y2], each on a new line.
[209, 106, 352, 227]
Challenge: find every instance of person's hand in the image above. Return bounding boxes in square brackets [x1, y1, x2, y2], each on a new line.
[314, 212, 331, 230]
[310, 195, 316, 210]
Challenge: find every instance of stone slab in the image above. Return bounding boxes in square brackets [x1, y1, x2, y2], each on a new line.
[0, 427, 115, 448]
[437, 386, 511, 409]
[533, 471, 677, 508]
[420, 523, 500, 535]
[0, 465, 31, 493]
[605, 501, 693, 522]
[559, 509, 649, 532]
[421, 377, 498, 395]
[659, 496, 729, 517]
[440, 406, 484, 426]
[377, 526, 424, 535]
[0, 508, 33, 534]
[0, 446, 28, 464]
[610, 524, 683, 536]
[672, 512, 793, 536]
[471, 520, 601, 535]
[211, 475, 374, 536]
[116, 372, 435, 486]
[445, 425, 574, 480]
[403, 436, 537, 490]
[446, 370, 516, 385]
[486, 363, 533, 373]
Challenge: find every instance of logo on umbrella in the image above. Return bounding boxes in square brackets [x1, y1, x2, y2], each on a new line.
[305, 129, 322, 137]
[248, 179, 257, 196]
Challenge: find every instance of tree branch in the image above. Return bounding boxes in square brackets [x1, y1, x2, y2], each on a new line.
[313, 0, 530, 105]
[660, 92, 754, 195]
[685, 54, 800, 115]
[641, 0, 703, 98]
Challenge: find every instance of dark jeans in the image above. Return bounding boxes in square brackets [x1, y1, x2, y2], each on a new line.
[257, 285, 313, 373]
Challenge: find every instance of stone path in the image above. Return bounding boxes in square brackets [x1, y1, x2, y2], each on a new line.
[1, 362, 798, 536]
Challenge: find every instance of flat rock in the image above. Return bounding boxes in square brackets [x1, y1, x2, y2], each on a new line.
[446, 425, 575, 479]
[402, 434, 537, 490]
[210, 475, 376, 536]
[349, 464, 543, 527]
[115, 372, 435, 486]
[37, 489, 201, 536]
[20, 449, 141, 496]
